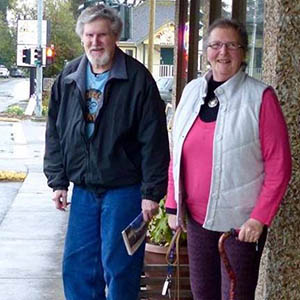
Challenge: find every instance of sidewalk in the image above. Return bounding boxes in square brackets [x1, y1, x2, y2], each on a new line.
[0, 119, 68, 300]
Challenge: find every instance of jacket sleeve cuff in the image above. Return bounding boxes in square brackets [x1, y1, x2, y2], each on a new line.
[52, 186, 68, 192]
[141, 184, 167, 202]
[141, 194, 161, 203]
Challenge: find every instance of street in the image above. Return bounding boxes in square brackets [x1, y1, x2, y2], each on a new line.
[0, 78, 29, 112]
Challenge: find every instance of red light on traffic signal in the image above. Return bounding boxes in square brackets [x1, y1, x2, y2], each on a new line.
[46, 47, 54, 57]
[46, 45, 55, 65]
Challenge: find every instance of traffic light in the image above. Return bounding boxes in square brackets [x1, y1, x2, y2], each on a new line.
[46, 45, 55, 65]
[34, 48, 43, 66]
[22, 49, 31, 64]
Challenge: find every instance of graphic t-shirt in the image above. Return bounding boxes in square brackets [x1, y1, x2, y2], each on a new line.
[85, 64, 109, 138]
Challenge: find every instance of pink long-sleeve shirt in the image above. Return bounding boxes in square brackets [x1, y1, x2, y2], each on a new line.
[166, 88, 291, 226]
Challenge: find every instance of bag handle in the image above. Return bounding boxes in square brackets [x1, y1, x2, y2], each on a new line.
[166, 228, 181, 265]
[165, 228, 182, 300]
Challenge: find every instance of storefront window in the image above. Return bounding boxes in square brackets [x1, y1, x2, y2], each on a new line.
[198, 0, 264, 78]
[221, 0, 232, 18]
[221, 0, 264, 80]
[246, 0, 264, 79]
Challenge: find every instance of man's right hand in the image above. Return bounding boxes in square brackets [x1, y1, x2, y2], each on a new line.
[52, 190, 69, 211]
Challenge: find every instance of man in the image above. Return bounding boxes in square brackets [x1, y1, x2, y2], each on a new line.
[43, 5, 169, 300]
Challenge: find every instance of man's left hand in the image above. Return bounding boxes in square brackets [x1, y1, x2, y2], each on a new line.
[142, 199, 159, 222]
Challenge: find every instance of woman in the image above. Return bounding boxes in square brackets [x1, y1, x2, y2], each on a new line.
[166, 18, 291, 300]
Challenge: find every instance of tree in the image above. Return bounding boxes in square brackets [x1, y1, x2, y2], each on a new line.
[0, 12, 15, 67]
[70, 0, 85, 18]
[10, 3, 37, 23]
[0, 0, 16, 20]
[44, 0, 82, 77]
[0, 0, 9, 19]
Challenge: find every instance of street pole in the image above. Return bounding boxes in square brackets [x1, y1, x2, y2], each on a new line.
[248, 0, 257, 77]
[29, 68, 36, 98]
[147, 0, 155, 75]
[35, 0, 43, 117]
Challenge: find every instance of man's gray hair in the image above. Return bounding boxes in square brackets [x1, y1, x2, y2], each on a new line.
[76, 4, 123, 39]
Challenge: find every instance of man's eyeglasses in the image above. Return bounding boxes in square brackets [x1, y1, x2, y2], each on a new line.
[207, 41, 243, 50]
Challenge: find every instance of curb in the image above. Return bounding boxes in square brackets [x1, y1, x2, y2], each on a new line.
[0, 117, 20, 122]
[31, 116, 47, 122]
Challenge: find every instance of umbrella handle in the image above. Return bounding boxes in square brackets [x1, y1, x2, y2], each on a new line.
[218, 229, 238, 300]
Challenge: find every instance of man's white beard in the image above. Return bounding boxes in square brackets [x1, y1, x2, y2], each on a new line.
[87, 51, 111, 69]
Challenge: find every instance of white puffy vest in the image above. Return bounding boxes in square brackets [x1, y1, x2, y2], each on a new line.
[172, 69, 268, 231]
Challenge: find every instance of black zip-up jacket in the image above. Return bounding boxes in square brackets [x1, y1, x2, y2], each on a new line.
[43, 48, 170, 201]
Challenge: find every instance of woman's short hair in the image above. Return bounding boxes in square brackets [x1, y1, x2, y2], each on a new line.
[203, 18, 248, 53]
[76, 4, 123, 39]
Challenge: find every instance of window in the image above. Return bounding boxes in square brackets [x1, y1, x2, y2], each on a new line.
[125, 49, 133, 57]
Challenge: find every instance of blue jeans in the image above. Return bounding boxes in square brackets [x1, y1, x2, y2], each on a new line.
[63, 185, 145, 300]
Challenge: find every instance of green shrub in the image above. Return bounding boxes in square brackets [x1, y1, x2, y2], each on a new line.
[148, 198, 173, 246]
[6, 105, 24, 116]
[148, 198, 187, 247]
[42, 90, 50, 116]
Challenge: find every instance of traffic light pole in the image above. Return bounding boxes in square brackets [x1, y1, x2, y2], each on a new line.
[35, 0, 43, 117]
[29, 68, 36, 98]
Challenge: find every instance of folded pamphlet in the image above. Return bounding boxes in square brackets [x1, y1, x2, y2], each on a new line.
[122, 212, 148, 256]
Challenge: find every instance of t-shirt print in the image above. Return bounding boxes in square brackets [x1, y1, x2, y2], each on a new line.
[85, 88, 104, 138]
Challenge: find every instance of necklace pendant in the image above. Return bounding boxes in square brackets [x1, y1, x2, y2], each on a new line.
[208, 97, 219, 108]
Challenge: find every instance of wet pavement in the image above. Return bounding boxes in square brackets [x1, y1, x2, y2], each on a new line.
[0, 182, 22, 225]
[0, 78, 30, 112]
[0, 118, 68, 300]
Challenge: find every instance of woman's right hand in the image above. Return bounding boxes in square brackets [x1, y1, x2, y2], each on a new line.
[168, 214, 187, 232]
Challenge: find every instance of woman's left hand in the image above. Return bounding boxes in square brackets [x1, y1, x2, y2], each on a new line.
[238, 218, 264, 243]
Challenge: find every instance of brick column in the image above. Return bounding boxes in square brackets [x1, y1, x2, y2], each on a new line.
[256, 1, 300, 299]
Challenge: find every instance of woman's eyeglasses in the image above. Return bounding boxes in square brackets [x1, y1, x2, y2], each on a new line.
[207, 41, 243, 50]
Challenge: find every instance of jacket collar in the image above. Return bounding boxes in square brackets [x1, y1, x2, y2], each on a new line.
[109, 47, 128, 80]
[214, 68, 246, 101]
[64, 46, 128, 98]
[64, 55, 88, 99]
[65, 47, 127, 82]
[201, 68, 247, 102]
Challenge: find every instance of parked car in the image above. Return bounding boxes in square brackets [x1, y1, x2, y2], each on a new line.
[0, 65, 9, 78]
[10, 68, 25, 78]
[156, 76, 173, 104]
